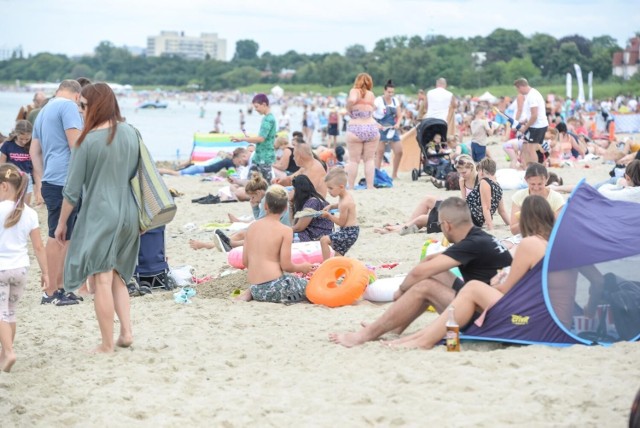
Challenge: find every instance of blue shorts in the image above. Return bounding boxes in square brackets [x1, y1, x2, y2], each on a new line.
[379, 128, 400, 143]
[471, 142, 487, 162]
[41, 181, 81, 239]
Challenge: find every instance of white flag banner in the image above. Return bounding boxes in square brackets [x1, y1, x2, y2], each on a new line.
[588, 71, 593, 102]
[574, 63, 585, 104]
[566, 73, 572, 99]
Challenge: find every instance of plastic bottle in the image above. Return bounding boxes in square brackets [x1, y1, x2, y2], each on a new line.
[445, 306, 460, 352]
[293, 233, 300, 243]
[227, 168, 236, 177]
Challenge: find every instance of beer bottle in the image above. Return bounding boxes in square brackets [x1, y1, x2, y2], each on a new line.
[445, 306, 460, 352]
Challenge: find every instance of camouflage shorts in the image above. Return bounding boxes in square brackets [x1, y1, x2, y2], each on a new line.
[250, 274, 308, 304]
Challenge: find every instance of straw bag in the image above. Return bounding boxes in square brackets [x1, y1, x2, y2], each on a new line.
[130, 126, 177, 232]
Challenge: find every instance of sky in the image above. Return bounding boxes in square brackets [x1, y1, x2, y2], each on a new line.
[1, 0, 638, 59]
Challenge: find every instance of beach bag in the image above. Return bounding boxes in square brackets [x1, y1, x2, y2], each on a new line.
[374, 168, 393, 188]
[130, 127, 177, 233]
[604, 273, 640, 340]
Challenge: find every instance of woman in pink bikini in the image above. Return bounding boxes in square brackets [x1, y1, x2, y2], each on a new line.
[345, 73, 380, 190]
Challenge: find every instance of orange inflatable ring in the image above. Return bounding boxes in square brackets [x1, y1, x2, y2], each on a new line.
[305, 257, 370, 307]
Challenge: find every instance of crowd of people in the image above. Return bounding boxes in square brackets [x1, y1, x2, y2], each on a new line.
[0, 72, 639, 374]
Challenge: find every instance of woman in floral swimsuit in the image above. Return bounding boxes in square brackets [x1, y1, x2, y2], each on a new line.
[345, 73, 379, 190]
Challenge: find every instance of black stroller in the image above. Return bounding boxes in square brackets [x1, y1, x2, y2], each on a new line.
[411, 118, 451, 181]
[128, 226, 177, 295]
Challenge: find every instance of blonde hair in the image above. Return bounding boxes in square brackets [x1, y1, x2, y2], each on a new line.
[514, 78, 529, 88]
[7, 120, 33, 150]
[264, 184, 288, 214]
[244, 171, 268, 193]
[324, 167, 348, 186]
[353, 73, 373, 98]
[0, 164, 29, 228]
[274, 136, 289, 149]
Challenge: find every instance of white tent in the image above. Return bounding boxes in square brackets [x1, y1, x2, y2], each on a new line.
[478, 91, 498, 103]
[270, 85, 284, 99]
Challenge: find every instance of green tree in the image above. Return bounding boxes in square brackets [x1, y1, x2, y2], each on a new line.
[233, 40, 260, 61]
[345, 44, 367, 61]
[485, 28, 526, 62]
[219, 66, 261, 89]
[504, 56, 541, 83]
[525, 33, 557, 75]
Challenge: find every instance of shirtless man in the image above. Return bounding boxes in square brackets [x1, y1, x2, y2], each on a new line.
[236, 185, 313, 303]
[273, 139, 327, 198]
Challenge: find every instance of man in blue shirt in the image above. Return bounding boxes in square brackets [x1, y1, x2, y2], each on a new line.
[31, 80, 84, 306]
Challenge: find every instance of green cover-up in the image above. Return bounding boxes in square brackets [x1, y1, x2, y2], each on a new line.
[62, 123, 140, 292]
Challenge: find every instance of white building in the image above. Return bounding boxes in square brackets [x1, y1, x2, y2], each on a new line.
[147, 31, 227, 61]
[612, 37, 639, 80]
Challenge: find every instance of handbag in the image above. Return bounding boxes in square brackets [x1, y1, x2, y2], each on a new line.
[130, 126, 177, 232]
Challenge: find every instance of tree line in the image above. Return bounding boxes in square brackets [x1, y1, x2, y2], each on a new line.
[0, 29, 633, 91]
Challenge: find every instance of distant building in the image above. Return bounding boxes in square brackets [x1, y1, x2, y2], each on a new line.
[279, 68, 296, 80]
[146, 31, 227, 61]
[0, 45, 23, 61]
[612, 37, 639, 80]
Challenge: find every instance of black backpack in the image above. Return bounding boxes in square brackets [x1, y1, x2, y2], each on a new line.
[604, 273, 640, 341]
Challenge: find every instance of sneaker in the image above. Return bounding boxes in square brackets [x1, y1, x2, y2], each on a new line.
[214, 229, 233, 253]
[127, 279, 141, 297]
[41, 289, 79, 306]
[65, 290, 84, 301]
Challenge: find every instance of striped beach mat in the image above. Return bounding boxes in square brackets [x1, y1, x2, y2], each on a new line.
[131, 127, 177, 232]
[190, 133, 249, 164]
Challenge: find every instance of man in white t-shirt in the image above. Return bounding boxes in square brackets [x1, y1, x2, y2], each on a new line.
[425, 78, 455, 121]
[514, 78, 549, 166]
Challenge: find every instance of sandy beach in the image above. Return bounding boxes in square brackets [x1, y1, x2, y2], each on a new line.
[1, 142, 639, 427]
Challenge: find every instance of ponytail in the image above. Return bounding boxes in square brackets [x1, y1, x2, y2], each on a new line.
[0, 164, 28, 228]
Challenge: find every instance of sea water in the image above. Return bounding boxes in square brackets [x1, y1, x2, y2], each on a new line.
[0, 91, 313, 161]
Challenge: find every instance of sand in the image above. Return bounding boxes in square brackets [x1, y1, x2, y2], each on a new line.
[1, 142, 639, 427]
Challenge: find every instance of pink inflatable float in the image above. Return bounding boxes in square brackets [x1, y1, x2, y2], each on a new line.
[227, 241, 332, 269]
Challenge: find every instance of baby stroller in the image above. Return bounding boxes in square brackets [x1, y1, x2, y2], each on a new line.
[128, 226, 177, 296]
[411, 118, 451, 181]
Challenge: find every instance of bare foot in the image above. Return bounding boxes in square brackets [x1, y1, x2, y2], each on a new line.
[89, 345, 114, 354]
[116, 335, 133, 348]
[328, 331, 368, 348]
[0, 351, 16, 373]
[234, 289, 253, 302]
[189, 239, 212, 250]
[373, 227, 395, 235]
[228, 213, 241, 223]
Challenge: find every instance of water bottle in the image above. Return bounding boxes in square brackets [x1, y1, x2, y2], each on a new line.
[293, 233, 300, 243]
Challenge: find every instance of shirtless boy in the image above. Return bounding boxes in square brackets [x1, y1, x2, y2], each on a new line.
[236, 185, 313, 303]
[320, 168, 359, 260]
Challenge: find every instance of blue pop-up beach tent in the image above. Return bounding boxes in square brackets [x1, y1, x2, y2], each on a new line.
[462, 180, 640, 346]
